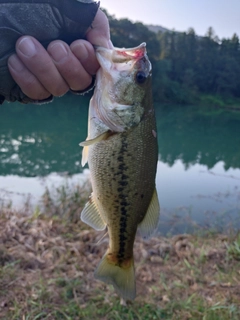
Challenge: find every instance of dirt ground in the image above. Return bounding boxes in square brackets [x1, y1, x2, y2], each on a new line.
[0, 210, 240, 319]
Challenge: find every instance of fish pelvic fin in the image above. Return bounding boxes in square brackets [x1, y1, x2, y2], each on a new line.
[138, 188, 160, 239]
[95, 251, 136, 301]
[81, 194, 106, 231]
[81, 145, 89, 167]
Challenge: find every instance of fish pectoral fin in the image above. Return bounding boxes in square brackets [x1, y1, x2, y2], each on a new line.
[81, 194, 106, 231]
[138, 188, 160, 239]
[80, 131, 112, 167]
[79, 131, 111, 147]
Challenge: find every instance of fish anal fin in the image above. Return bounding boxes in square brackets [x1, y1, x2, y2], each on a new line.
[81, 194, 106, 231]
[95, 251, 136, 300]
[138, 188, 160, 239]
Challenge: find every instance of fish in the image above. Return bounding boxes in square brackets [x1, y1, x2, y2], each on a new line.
[80, 42, 160, 300]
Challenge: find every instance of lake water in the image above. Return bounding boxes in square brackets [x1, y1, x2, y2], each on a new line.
[1, 94, 240, 235]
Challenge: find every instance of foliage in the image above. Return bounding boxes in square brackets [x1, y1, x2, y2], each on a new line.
[155, 104, 240, 170]
[227, 233, 240, 260]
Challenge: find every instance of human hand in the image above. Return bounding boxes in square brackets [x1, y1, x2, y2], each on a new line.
[7, 9, 112, 102]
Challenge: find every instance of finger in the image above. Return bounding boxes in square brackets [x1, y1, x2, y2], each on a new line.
[47, 40, 93, 91]
[86, 9, 113, 49]
[8, 54, 51, 100]
[15, 36, 69, 97]
[70, 40, 99, 75]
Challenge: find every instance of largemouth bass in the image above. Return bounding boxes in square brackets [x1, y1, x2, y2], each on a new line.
[80, 43, 160, 300]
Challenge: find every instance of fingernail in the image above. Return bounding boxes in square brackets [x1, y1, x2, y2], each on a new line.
[48, 43, 68, 62]
[18, 37, 36, 57]
[8, 54, 24, 72]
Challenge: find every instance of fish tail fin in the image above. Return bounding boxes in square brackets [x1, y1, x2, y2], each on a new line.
[94, 251, 136, 300]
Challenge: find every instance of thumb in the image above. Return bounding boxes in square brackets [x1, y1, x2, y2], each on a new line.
[86, 9, 113, 48]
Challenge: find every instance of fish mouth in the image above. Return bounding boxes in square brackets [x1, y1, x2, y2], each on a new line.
[113, 42, 147, 62]
[114, 43, 152, 77]
[95, 43, 151, 78]
[95, 42, 147, 60]
[96, 42, 149, 63]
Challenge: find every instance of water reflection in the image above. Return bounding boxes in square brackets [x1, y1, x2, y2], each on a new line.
[156, 105, 240, 170]
[1, 96, 240, 234]
[156, 160, 240, 235]
[1, 95, 240, 177]
[0, 94, 89, 176]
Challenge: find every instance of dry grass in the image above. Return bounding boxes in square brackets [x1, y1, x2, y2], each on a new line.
[0, 205, 240, 319]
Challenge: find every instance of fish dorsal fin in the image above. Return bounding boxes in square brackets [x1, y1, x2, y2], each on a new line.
[138, 188, 160, 239]
[81, 194, 107, 231]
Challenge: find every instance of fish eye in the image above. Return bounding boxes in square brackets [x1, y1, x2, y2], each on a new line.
[136, 71, 147, 84]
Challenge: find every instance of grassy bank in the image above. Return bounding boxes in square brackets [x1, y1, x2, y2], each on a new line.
[1, 198, 240, 319]
[160, 94, 240, 110]
[197, 95, 240, 110]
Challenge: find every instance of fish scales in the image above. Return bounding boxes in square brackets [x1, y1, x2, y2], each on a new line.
[89, 113, 158, 265]
[80, 43, 160, 300]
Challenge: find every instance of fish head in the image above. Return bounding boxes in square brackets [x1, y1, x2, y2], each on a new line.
[93, 43, 152, 132]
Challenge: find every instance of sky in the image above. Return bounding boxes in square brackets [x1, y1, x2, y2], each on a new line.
[100, 0, 240, 39]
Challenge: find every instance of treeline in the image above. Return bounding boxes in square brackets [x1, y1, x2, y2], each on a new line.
[105, 10, 240, 105]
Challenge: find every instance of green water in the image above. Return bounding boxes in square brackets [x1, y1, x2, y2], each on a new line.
[0, 94, 89, 176]
[156, 104, 240, 170]
[1, 94, 240, 234]
[1, 94, 240, 176]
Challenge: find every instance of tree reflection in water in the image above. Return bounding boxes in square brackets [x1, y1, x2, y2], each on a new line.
[1, 95, 240, 177]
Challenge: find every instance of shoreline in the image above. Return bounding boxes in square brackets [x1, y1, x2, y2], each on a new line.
[1, 161, 240, 237]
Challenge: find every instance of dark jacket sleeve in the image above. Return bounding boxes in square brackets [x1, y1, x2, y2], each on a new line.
[0, 0, 99, 104]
